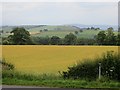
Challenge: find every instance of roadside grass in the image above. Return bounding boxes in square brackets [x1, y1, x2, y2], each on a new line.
[2, 70, 120, 89]
[3, 77, 120, 88]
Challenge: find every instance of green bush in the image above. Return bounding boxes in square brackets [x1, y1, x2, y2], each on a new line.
[101, 51, 120, 80]
[62, 51, 120, 81]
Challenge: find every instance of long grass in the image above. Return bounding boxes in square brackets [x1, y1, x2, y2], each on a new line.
[2, 71, 120, 89]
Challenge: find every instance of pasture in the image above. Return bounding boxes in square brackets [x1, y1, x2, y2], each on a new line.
[31, 29, 101, 38]
[1, 25, 118, 39]
[2, 25, 101, 39]
[2, 45, 118, 74]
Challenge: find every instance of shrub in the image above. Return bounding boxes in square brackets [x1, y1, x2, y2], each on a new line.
[62, 51, 120, 81]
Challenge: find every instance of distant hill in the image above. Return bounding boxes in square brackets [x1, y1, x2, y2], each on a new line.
[1, 24, 118, 38]
[1, 25, 79, 33]
[70, 24, 118, 31]
[1, 24, 118, 32]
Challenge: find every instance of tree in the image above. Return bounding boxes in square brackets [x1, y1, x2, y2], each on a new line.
[106, 27, 116, 45]
[107, 27, 113, 31]
[91, 27, 95, 30]
[94, 28, 100, 30]
[9, 27, 32, 45]
[44, 29, 48, 32]
[97, 28, 100, 30]
[64, 33, 77, 45]
[87, 27, 90, 30]
[38, 36, 50, 45]
[96, 31, 106, 45]
[79, 29, 83, 32]
[50, 36, 61, 45]
[40, 30, 42, 32]
[116, 33, 120, 45]
[75, 31, 78, 34]
[76, 38, 96, 45]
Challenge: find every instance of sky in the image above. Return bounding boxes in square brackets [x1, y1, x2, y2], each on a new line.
[0, 1, 118, 26]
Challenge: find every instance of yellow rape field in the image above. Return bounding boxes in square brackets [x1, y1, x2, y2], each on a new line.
[1, 45, 118, 74]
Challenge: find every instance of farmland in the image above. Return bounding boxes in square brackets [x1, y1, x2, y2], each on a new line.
[1, 25, 118, 39]
[2, 45, 118, 74]
[31, 29, 101, 39]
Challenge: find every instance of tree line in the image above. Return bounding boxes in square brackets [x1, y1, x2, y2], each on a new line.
[2, 27, 120, 45]
[96, 27, 120, 45]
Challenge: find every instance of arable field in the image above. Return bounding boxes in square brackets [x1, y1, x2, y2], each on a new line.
[2, 45, 118, 74]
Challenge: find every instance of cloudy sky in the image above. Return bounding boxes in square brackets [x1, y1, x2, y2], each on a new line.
[1, 2, 118, 25]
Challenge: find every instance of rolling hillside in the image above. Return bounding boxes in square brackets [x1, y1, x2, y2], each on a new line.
[1, 25, 118, 38]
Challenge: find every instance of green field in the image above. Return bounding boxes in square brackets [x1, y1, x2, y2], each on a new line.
[31, 29, 102, 38]
[1, 25, 118, 39]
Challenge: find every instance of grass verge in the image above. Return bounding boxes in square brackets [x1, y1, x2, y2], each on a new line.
[2, 70, 120, 89]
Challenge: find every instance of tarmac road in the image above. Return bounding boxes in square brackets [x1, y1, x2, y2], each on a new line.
[2, 85, 49, 88]
[1, 85, 101, 90]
